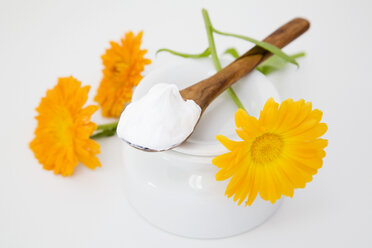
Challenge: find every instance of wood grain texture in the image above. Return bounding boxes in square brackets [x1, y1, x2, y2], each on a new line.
[180, 18, 310, 111]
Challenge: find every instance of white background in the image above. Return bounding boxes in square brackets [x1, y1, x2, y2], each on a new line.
[1, 0, 372, 247]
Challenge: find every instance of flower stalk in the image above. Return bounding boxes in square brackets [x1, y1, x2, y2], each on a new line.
[96, 121, 118, 131]
[91, 122, 118, 139]
[202, 9, 246, 111]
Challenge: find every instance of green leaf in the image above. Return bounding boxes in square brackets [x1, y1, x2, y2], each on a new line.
[156, 47, 211, 58]
[257, 52, 306, 75]
[223, 48, 239, 59]
[212, 28, 299, 67]
[222, 47, 306, 75]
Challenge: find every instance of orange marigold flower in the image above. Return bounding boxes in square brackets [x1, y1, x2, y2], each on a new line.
[95, 31, 151, 118]
[212, 98, 328, 206]
[30, 76, 101, 176]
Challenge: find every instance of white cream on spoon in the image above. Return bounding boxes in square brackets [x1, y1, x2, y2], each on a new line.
[117, 83, 201, 151]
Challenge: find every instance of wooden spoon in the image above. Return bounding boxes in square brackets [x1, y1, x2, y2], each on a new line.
[180, 17, 310, 111]
[125, 17, 310, 152]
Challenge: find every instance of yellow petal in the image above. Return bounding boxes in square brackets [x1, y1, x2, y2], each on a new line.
[235, 108, 261, 134]
[259, 98, 279, 129]
[216, 135, 241, 151]
[246, 165, 261, 206]
[225, 164, 249, 198]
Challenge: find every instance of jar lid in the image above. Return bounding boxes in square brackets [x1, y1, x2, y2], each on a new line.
[132, 58, 280, 156]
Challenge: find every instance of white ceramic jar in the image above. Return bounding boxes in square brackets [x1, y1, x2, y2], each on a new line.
[122, 58, 282, 239]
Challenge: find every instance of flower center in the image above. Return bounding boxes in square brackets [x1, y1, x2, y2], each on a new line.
[55, 109, 74, 146]
[251, 133, 283, 164]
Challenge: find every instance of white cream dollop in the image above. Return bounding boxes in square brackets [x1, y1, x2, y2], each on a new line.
[117, 83, 201, 151]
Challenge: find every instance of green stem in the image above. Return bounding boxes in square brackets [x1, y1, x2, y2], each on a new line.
[213, 28, 298, 67]
[90, 121, 118, 139]
[201, 9, 246, 111]
[96, 121, 118, 131]
[156, 47, 211, 58]
[291, 52, 306, 59]
[202, 9, 222, 71]
[90, 128, 116, 139]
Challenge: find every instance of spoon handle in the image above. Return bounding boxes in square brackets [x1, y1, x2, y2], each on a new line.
[180, 17, 310, 110]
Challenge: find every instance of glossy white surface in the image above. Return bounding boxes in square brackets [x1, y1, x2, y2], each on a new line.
[1, 0, 372, 247]
[123, 145, 282, 239]
[123, 59, 281, 238]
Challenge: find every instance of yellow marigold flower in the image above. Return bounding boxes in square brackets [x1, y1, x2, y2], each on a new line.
[212, 98, 328, 206]
[95, 31, 151, 118]
[30, 76, 101, 176]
